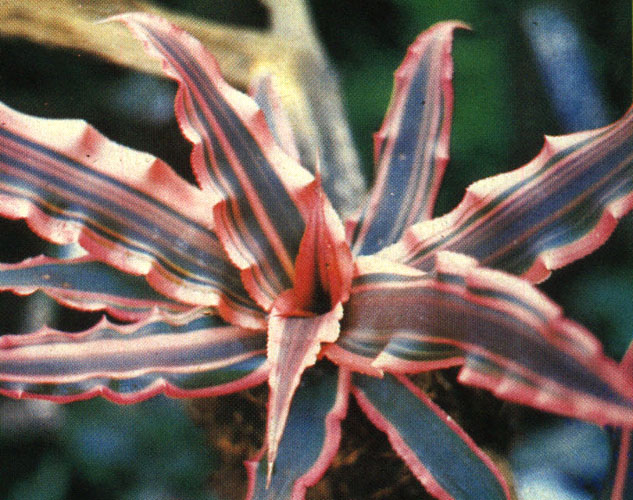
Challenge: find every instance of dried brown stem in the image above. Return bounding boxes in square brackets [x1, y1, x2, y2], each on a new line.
[0, 0, 365, 216]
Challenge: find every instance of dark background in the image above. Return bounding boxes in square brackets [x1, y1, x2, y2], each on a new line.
[0, 1, 630, 499]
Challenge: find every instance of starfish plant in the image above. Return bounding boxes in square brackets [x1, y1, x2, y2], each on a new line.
[0, 13, 633, 500]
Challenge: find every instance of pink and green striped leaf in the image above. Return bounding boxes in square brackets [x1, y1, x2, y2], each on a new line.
[324, 256, 463, 376]
[263, 174, 351, 477]
[116, 13, 316, 311]
[328, 253, 633, 426]
[380, 105, 633, 282]
[248, 73, 301, 162]
[273, 173, 353, 316]
[353, 374, 511, 500]
[0, 101, 264, 328]
[0, 255, 193, 321]
[348, 22, 466, 256]
[601, 342, 633, 500]
[265, 306, 342, 482]
[0, 310, 268, 403]
[245, 367, 349, 500]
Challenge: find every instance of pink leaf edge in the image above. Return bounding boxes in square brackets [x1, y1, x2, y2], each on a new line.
[610, 342, 633, 500]
[381, 105, 633, 283]
[0, 102, 265, 327]
[0, 308, 269, 404]
[0, 254, 193, 321]
[264, 305, 343, 482]
[353, 374, 511, 500]
[244, 369, 351, 500]
[112, 12, 316, 312]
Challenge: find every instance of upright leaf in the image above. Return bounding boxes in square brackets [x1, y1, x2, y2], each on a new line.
[0, 0, 366, 220]
[264, 175, 352, 478]
[116, 13, 316, 310]
[349, 22, 466, 256]
[0, 310, 268, 403]
[353, 374, 511, 500]
[381, 106, 633, 282]
[273, 173, 353, 317]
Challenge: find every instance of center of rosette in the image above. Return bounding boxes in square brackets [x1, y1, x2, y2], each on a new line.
[263, 173, 353, 484]
[274, 172, 353, 317]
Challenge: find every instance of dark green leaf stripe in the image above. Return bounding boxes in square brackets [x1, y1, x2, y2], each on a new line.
[118, 14, 315, 309]
[246, 368, 349, 500]
[336, 254, 633, 426]
[354, 374, 510, 500]
[381, 107, 633, 281]
[0, 255, 191, 320]
[350, 22, 465, 256]
[0, 311, 268, 403]
[0, 103, 261, 324]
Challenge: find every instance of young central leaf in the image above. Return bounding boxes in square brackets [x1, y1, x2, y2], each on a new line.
[265, 173, 353, 483]
[276, 173, 353, 316]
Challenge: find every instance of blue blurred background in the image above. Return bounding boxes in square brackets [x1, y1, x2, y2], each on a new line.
[0, 1, 631, 498]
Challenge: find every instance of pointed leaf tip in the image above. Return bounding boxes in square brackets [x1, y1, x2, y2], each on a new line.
[282, 175, 352, 315]
[265, 307, 342, 479]
[382, 102, 633, 281]
[350, 21, 469, 256]
[246, 369, 349, 500]
[114, 12, 318, 311]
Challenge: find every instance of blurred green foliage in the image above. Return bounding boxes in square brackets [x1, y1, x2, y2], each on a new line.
[0, 1, 630, 499]
[0, 397, 215, 500]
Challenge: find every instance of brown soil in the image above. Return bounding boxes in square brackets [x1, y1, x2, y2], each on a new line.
[186, 367, 519, 500]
